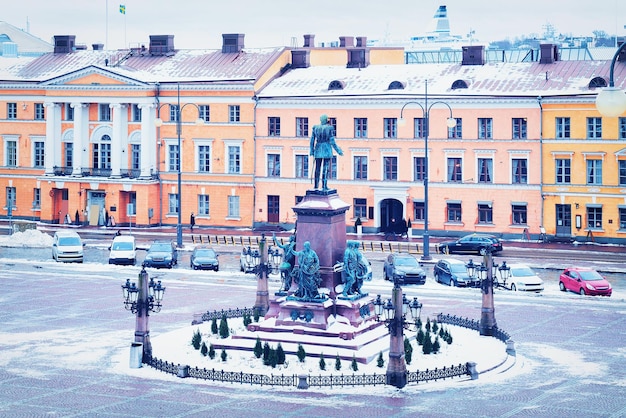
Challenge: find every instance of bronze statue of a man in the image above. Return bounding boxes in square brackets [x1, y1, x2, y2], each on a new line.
[310, 114, 343, 190]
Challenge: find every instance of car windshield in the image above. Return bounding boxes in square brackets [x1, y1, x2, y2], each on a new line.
[59, 237, 81, 246]
[195, 249, 215, 257]
[112, 242, 133, 250]
[395, 257, 418, 267]
[510, 266, 534, 277]
[578, 270, 604, 281]
[450, 264, 467, 273]
[150, 243, 171, 252]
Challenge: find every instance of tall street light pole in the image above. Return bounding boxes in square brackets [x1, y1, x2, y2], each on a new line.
[595, 42, 626, 117]
[399, 80, 457, 260]
[155, 83, 204, 248]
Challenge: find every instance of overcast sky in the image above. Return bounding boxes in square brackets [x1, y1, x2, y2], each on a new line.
[3, 0, 625, 50]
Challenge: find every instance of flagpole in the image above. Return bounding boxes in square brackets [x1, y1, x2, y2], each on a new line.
[105, 0, 108, 50]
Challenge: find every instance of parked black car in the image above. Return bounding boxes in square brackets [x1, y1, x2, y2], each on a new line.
[437, 234, 503, 255]
[433, 258, 479, 287]
[383, 253, 426, 284]
[143, 241, 178, 269]
[190, 246, 219, 271]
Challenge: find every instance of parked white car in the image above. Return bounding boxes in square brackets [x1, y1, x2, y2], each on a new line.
[108, 234, 136, 265]
[52, 230, 83, 263]
[503, 263, 544, 292]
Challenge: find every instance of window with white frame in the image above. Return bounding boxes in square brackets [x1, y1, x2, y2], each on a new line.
[413, 156, 425, 181]
[6, 187, 16, 208]
[64, 142, 73, 168]
[198, 145, 211, 172]
[168, 193, 178, 215]
[5, 139, 17, 167]
[354, 118, 367, 138]
[512, 204, 527, 225]
[512, 158, 528, 184]
[227, 145, 241, 174]
[131, 144, 140, 171]
[512, 118, 527, 139]
[586, 159, 602, 185]
[229, 105, 240, 123]
[354, 155, 368, 180]
[329, 156, 338, 179]
[199, 105, 210, 122]
[35, 103, 45, 120]
[383, 118, 397, 138]
[228, 195, 240, 217]
[33, 188, 41, 209]
[7, 103, 17, 119]
[555, 158, 571, 184]
[477, 203, 493, 224]
[555, 117, 570, 139]
[619, 160, 626, 186]
[448, 118, 462, 139]
[65, 103, 74, 121]
[99, 104, 111, 121]
[619, 207, 626, 230]
[586, 206, 602, 230]
[267, 154, 280, 177]
[586, 117, 602, 139]
[413, 118, 426, 138]
[477, 158, 493, 183]
[478, 118, 492, 139]
[619, 117, 626, 140]
[413, 201, 424, 221]
[383, 156, 397, 180]
[447, 202, 462, 222]
[92, 134, 111, 170]
[33, 141, 45, 168]
[198, 194, 210, 216]
[295, 154, 309, 178]
[296, 117, 309, 137]
[169, 105, 179, 123]
[447, 158, 462, 182]
[131, 104, 141, 122]
[268, 117, 281, 136]
[168, 143, 179, 172]
[353, 198, 367, 219]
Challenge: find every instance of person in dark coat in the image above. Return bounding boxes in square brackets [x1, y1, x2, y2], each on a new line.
[190, 212, 196, 232]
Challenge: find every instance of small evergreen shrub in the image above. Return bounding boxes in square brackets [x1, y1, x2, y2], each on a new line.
[377, 351, 385, 368]
[422, 331, 432, 354]
[243, 312, 252, 327]
[335, 354, 342, 371]
[297, 344, 306, 363]
[417, 328, 425, 346]
[219, 315, 230, 339]
[404, 337, 413, 365]
[253, 337, 263, 359]
[432, 337, 441, 354]
[425, 317, 431, 332]
[319, 353, 326, 370]
[432, 320, 439, 334]
[220, 348, 227, 362]
[263, 342, 271, 365]
[208, 344, 216, 359]
[351, 355, 358, 372]
[268, 348, 278, 368]
[200, 342, 208, 356]
[276, 343, 286, 365]
[253, 308, 260, 322]
[416, 317, 422, 329]
[191, 329, 202, 350]
[210, 318, 218, 335]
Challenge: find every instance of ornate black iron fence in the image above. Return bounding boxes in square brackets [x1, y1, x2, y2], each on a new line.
[406, 363, 469, 384]
[436, 313, 511, 343]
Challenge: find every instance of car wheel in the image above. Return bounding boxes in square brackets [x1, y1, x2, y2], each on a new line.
[434, 272, 440, 283]
[579, 287, 586, 296]
[215, 266, 219, 272]
[559, 281, 566, 292]
[511, 283, 517, 291]
[449, 279, 454, 287]
[478, 247, 487, 255]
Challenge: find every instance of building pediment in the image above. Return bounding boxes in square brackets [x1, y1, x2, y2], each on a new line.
[39, 66, 147, 88]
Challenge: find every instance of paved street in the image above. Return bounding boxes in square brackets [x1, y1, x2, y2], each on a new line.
[0, 228, 625, 417]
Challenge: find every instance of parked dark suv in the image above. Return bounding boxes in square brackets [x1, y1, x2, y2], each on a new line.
[143, 241, 178, 269]
[383, 253, 426, 285]
[437, 234, 503, 255]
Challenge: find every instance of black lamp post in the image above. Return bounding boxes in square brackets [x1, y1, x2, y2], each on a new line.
[466, 248, 509, 336]
[595, 42, 626, 118]
[242, 234, 282, 316]
[155, 83, 204, 248]
[399, 80, 456, 260]
[373, 279, 422, 389]
[121, 266, 165, 362]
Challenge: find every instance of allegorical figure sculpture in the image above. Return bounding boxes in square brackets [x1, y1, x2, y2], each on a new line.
[292, 241, 321, 299]
[310, 114, 343, 191]
[273, 233, 296, 292]
[340, 241, 370, 297]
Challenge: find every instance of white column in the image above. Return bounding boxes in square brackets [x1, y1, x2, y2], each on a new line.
[44, 103, 61, 175]
[110, 103, 127, 178]
[71, 103, 89, 176]
[139, 104, 156, 178]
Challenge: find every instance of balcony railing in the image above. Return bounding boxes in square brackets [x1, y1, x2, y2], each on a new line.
[51, 167, 157, 180]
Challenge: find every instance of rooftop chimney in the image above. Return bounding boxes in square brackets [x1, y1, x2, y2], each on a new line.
[461, 45, 485, 65]
[222, 34, 245, 53]
[149, 35, 175, 56]
[339, 36, 354, 47]
[356, 36, 367, 47]
[303, 34, 315, 48]
[540, 44, 559, 64]
[53, 35, 76, 53]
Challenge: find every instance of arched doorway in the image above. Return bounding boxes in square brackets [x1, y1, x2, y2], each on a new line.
[380, 198, 404, 232]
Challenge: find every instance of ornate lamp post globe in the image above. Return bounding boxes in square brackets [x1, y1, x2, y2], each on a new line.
[595, 42, 626, 118]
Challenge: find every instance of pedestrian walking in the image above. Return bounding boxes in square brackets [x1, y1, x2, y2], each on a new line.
[190, 212, 196, 232]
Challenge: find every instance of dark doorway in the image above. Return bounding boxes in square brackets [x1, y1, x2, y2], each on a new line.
[380, 198, 403, 232]
[268, 195, 280, 223]
[555, 204, 572, 237]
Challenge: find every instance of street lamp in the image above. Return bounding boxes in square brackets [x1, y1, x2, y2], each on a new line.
[399, 80, 456, 260]
[465, 247, 505, 336]
[373, 281, 422, 389]
[242, 234, 282, 315]
[121, 266, 166, 363]
[155, 83, 204, 248]
[595, 42, 626, 117]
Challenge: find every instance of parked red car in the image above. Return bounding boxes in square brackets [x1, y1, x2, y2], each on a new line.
[559, 267, 612, 296]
